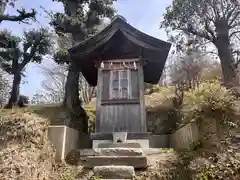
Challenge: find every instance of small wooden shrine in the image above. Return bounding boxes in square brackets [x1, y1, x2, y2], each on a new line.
[68, 16, 171, 146]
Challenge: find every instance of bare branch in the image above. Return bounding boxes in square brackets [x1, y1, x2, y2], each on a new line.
[230, 30, 240, 38]
[235, 59, 240, 68]
[181, 27, 213, 41]
[204, 21, 217, 41]
[228, 9, 240, 27]
[0, 9, 36, 23]
[226, 4, 237, 20]
[205, 0, 220, 20]
[229, 21, 240, 29]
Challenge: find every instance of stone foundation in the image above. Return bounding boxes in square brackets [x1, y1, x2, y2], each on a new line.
[48, 123, 201, 162]
[47, 125, 79, 161]
[91, 132, 151, 149]
[92, 140, 149, 149]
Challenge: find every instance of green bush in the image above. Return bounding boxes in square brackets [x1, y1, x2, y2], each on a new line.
[196, 146, 240, 180]
[145, 86, 175, 109]
[183, 80, 239, 126]
[149, 84, 163, 93]
[145, 83, 175, 95]
[83, 103, 96, 133]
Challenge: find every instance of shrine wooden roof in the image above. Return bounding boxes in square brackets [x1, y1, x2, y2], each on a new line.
[68, 16, 171, 86]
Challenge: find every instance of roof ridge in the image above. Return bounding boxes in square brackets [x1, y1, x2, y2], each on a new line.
[69, 17, 126, 52]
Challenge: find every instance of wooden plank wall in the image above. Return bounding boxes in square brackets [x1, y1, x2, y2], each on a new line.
[95, 68, 102, 132]
[138, 63, 147, 132]
[131, 70, 139, 98]
[96, 59, 146, 133]
[99, 104, 141, 132]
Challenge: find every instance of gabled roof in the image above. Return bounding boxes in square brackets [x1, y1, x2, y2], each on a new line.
[68, 16, 171, 86]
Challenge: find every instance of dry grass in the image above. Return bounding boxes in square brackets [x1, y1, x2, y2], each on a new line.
[135, 149, 178, 180]
[145, 92, 174, 113]
[0, 108, 56, 180]
[29, 104, 67, 125]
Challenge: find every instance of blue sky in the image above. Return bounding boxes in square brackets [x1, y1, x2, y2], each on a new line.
[1, 0, 172, 97]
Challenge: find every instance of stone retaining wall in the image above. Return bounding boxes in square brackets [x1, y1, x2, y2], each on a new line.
[48, 125, 80, 161]
[170, 123, 199, 149]
[147, 109, 177, 135]
[48, 123, 200, 161]
[149, 135, 170, 148]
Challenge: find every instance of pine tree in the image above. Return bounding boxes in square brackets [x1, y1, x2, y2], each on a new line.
[50, 0, 116, 133]
[0, 28, 52, 108]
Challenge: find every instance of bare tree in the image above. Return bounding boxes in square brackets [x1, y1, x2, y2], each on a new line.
[79, 73, 96, 104]
[158, 68, 168, 85]
[40, 63, 67, 103]
[169, 49, 222, 89]
[0, 70, 10, 107]
[30, 92, 57, 104]
[40, 62, 95, 104]
[162, 0, 240, 88]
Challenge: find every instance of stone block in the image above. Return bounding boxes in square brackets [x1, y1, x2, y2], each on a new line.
[93, 166, 135, 179]
[94, 148, 143, 156]
[78, 149, 95, 156]
[113, 132, 127, 143]
[86, 156, 148, 169]
[98, 142, 141, 148]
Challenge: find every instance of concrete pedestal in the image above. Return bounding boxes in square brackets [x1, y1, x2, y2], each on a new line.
[91, 132, 151, 149]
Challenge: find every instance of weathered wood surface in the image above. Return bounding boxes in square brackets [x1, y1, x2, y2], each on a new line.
[95, 58, 147, 133]
[96, 68, 103, 132]
[131, 69, 139, 99]
[102, 70, 110, 100]
[138, 63, 147, 132]
[99, 104, 141, 132]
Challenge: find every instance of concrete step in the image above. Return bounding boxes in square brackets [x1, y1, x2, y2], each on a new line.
[94, 166, 134, 179]
[94, 148, 143, 156]
[86, 156, 148, 169]
[98, 142, 141, 148]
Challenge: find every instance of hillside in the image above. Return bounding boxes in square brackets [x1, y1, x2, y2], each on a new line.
[0, 81, 240, 180]
[0, 108, 56, 180]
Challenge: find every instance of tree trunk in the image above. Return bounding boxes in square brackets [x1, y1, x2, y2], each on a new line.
[0, 2, 6, 15]
[63, 64, 81, 108]
[5, 72, 21, 108]
[215, 41, 238, 87]
[62, 1, 88, 133]
[63, 63, 88, 133]
[215, 19, 238, 87]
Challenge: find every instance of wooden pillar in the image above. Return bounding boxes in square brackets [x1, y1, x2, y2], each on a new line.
[138, 59, 147, 132]
[95, 67, 103, 133]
